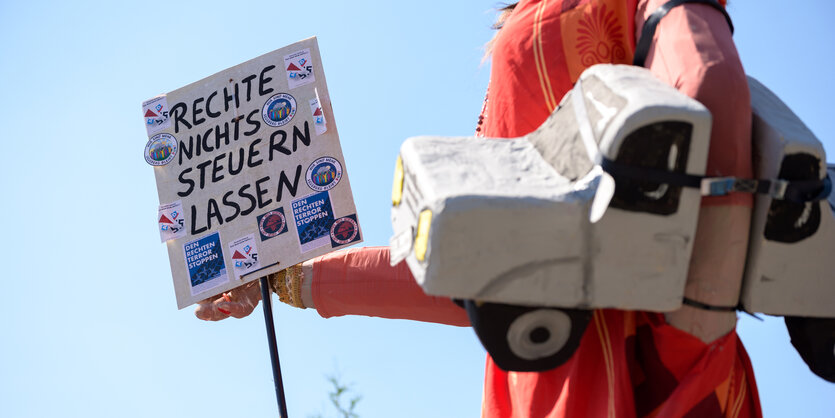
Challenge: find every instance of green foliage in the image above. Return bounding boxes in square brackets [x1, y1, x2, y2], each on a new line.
[327, 375, 362, 418]
[309, 374, 362, 418]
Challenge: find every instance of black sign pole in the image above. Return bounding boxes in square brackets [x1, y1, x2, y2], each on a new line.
[259, 276, 289, 417]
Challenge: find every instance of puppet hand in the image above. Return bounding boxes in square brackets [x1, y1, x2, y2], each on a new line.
[194, 280, 262, 321]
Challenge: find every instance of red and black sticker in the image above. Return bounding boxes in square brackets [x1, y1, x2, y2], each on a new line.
[257, 207, 289, 241]
[330, 214, 361, 247]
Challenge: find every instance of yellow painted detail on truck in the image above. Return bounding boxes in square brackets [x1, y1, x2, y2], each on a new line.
[415, 209, 432, 261]
[392, 155, 404, 206]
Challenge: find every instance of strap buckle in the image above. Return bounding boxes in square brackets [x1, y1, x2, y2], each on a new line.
[700, 177, 765, 197]
[768, 179, 789, 200]
[700, 177, 736, 196]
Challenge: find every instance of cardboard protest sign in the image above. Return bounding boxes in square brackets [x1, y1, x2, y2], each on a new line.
[143, 37, 362, 309]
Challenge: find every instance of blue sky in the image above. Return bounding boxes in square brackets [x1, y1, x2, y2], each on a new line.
[1, 1, 833, 417]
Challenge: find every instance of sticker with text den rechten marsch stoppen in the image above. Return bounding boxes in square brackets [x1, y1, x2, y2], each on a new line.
[292, 191, 334, 252]
[158, 200, 187, 242]
[228, 233, 260, 280]
[284, 48, 315, 89]
[142, 95, 171, 136]
[184, 232, 229, 296]
[308, 96, 327, 136]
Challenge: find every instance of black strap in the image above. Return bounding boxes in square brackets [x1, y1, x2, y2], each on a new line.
[781, 176, 832, 203]
[601, 157, 702, 188]
[633, 0, 734, 67]
[682, 297, 738, 312]
[601, 157, 833, 203]
[683, 297, 765, 320]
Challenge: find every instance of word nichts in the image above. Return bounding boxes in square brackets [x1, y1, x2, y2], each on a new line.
[171, 65, 317, 235]
[185, 240, 218, 270]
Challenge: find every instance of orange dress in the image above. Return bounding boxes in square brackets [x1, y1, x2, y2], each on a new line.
[312, 1, 761, 416]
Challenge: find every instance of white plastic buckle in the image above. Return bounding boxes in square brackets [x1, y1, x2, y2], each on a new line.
[700, 177, 735, 196]
[700, 177, 764, 197]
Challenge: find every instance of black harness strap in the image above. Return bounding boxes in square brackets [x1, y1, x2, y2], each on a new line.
[601, 157, 833, 203]
[633, 0, 734, 67]
[682, 297, 738, 312]
[626, 1, 832, 203]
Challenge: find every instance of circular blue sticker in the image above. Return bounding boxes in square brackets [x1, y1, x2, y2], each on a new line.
[306, 156, 343, 192]
[262, 93, 297, 127]
[144, 133, 177, 166]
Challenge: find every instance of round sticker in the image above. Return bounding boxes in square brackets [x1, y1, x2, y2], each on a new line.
[259, 210, 287, 238]
[306, 157, 343, 192]
[262, 93, 297, 127]
[330, 216, 359, 245]
[144, 133, 177, 166]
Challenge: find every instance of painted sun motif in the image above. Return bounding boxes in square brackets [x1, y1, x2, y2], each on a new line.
[575, 3, 628, 67]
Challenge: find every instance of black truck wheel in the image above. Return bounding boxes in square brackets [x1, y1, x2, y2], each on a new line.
[464, 300, 592, 372]
[785, 316, 835, 383]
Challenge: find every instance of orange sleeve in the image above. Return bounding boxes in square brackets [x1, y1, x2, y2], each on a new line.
[311, 246, 471, 326]
[636, 0, 752, 207]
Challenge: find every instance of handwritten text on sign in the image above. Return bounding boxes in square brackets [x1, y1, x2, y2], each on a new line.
[145, 38, 361, 309]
